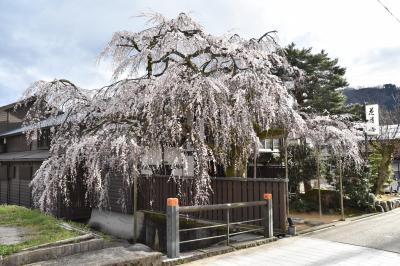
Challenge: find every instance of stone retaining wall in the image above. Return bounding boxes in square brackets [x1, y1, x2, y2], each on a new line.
[375, 198, 400, 213]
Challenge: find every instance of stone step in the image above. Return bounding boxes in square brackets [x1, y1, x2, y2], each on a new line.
[27, 247, 162, 266]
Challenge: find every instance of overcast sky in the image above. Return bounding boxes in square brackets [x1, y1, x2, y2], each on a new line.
[1, 0, 400, 105]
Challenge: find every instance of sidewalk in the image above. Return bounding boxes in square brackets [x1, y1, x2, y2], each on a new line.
[183, 237, 400, 266]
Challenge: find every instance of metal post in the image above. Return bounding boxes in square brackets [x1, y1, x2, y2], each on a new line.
[339, 160, 345, 221]
[166, 198, 179, 258]
[253, 142, 257, 178]
[284, 135, 289, 217]
[133, 175, 138, 243]
[226, 208, 230, 245]
[316, 145, 322, 217]
[364, 131, 369, 163]
[262, 193, 273, 238]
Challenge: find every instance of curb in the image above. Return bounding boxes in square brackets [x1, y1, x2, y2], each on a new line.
[347, 212, 379, 222]
[297, 210, 396, 236]
[20, 233, 95, 252]
[0, 238, 105, 266]
[297, 224, 337, 235]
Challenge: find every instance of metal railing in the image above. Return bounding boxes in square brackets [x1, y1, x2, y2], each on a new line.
[166, 194, 273, 258]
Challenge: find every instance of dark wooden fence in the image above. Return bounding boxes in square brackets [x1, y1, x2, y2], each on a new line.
[247, 165, 285, 179]
[0, 164, 36, 209]
[0, 165, 288, 232]
[0, 163, 91, 221]
[138, 175, 288, 232]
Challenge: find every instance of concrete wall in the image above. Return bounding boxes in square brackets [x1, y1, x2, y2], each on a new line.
[88, 209, 144, 240]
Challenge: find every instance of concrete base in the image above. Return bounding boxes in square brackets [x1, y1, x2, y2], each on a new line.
[29, 247, 162, 266]
[162, 237, 277, 266]
[88, 209, 144, 240]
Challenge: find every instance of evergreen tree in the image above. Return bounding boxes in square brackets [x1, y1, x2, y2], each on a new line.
[285, 43, 348, 115]
[285, 44, 365, 199]
[286, 143, 317, 194]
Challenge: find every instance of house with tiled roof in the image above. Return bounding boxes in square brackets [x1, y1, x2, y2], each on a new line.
[0, 101, 89, 219]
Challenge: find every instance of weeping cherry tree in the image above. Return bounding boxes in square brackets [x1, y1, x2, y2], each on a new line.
[306, 114, 364, 218]
[21, 13, 308, 213]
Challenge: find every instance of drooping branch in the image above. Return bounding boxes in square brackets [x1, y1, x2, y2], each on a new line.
[24, 12, 309, 211]
[119, 35, 141, 52]
[258, 30, 278, 44]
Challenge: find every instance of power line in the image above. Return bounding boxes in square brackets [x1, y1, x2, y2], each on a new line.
[376, 0, 400, 25]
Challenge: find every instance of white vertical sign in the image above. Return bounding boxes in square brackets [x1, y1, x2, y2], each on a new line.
[365, 104, 379, 136]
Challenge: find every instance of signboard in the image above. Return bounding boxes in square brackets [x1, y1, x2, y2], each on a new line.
[365, 104, 379, 136]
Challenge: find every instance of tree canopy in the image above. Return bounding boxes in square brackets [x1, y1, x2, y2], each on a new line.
[284, 43, 364, 196]
[285, 43, 348, 115]
[19, 13, 365, 212]
[22, 13, 307, 211]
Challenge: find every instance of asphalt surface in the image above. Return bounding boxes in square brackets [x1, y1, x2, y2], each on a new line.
[307, 208, 400, 253]
[184, 209, 400, 265]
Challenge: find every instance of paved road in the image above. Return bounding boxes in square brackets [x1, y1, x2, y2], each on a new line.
[307, 208, 400, 253]
[184, 208, 400, 266]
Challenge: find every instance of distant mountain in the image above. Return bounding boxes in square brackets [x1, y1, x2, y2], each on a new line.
[343, 84, 399, 110]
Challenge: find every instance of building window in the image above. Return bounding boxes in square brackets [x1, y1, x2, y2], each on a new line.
[260, 138, 281, 151]
[37, 129, 51, 149]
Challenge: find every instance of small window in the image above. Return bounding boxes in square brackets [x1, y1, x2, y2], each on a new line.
[261, 139, 281, 151]
[261, 139, 272, 150]
[272, 139, 280, 150]
[37, 129, 51, 149]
